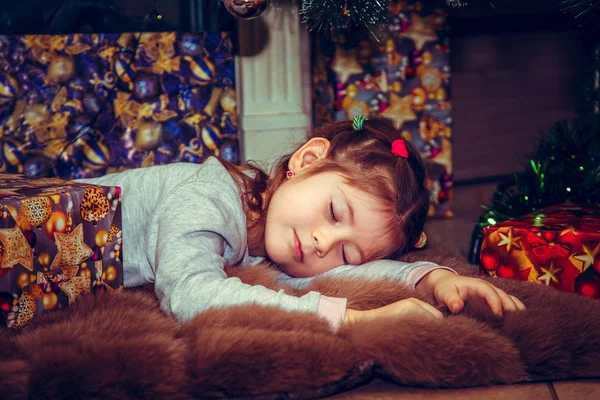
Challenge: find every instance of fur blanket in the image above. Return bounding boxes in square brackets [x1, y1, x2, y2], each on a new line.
[2, 248, 600, 399]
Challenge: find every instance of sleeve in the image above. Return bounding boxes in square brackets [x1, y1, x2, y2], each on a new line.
[280, 259, 457, 290]
[150, 180, 325, 324]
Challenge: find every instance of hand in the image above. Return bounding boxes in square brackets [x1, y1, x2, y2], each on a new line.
[417, 269, 526, 317]
[344, 297, 443, 325]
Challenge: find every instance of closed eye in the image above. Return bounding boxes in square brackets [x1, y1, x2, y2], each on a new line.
[329, 201, 338, 222]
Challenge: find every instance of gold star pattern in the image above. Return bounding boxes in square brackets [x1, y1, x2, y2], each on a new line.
[50, 223, 94, 270]
[0, 226, 33, 271]
[58, 276, 91, 304]
[381, 93, 416, 129]
[331, 46, 363, 84]
[537, 262, 562, 286]
[399, 14, 438, 51]
[497, 229, 522, 253]
[570, 242, 600, 273]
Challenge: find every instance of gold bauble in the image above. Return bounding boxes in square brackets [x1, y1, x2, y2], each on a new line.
[37, 251, 51, 267]
[20, 196, 53, 226]
[95, 229, 109, 248]
[49, 194, 61, 205]
[436, 88, 446, 101]
[135, 121, 163, 150]
[79, 268, 91, 279]
[422, 51, 433, 65]
[411, 88, 426, 106]
[42, 292, 58, 310]
[346, 84, 358, 98]
[391, 81, 403, 93]
[44, 210, 68, 240]
[18, 272, 30, 288]
[6, 204, 31, 231]
[219, 87, 236, 113]
[47, 54, 75, 84]
[105, 265, 117, 282]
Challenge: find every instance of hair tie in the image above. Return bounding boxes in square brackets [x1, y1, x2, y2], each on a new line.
[414, 232, 427, 249]
[352, 115, 367, 131]
[391, 139, 409, 158]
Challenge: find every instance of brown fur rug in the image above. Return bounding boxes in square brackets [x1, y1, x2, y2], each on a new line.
[2, 248, 600, 399]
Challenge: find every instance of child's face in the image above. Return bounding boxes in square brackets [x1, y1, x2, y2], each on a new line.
[264, 170, 393, 278]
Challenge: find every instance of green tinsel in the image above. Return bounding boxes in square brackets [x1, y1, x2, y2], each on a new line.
[300, 0, 387, 36]
[562, 0, 600, 41]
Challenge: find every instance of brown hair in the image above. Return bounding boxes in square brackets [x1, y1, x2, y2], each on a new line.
[218, 117, 430, 260]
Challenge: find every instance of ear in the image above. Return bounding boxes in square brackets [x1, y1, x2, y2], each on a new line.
[287, 137, 331, 174]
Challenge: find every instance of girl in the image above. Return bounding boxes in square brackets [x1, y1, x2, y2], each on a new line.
[80, 117, 524, 330]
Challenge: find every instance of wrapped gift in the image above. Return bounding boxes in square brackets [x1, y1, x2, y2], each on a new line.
[480, 203, 600, 298]
[0, 174, 123, 328]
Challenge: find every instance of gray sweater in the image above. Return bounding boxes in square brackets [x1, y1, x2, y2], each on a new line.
[80, 157, 443, 323]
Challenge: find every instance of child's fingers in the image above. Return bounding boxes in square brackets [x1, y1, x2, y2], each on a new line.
[510, 295, 526, 311]
[465, 282, 504, 317]
[435, 287, 465, 313]
[408, 298, 444, 319]
[490, 286, 520, 312]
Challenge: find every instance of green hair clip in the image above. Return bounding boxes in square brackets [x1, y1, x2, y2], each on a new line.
[352, 115, 367, 131]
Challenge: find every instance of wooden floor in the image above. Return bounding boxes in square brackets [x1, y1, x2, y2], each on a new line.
[329, 183, 600, 399]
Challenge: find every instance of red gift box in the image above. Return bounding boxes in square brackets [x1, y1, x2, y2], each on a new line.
[480, 203, 600, 298]
[0, 174, 123, 328]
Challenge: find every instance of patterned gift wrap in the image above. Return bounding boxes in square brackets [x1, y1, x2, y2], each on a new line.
[0, 31, 238, 179]
[0, 174, 123, 328]
[480, 204, 600, 299]
[312, 0, 452, 217]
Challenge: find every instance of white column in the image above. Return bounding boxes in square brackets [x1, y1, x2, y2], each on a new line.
[235, 4, 311, 171]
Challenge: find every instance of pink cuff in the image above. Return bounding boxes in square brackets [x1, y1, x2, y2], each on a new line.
[317, 295, 347, 332]
[405, 265, 458, 289]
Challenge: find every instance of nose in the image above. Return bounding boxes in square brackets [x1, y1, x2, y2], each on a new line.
[311, 229, 335, 257]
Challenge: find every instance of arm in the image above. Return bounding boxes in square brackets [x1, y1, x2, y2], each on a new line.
[151, 180, 336, 326]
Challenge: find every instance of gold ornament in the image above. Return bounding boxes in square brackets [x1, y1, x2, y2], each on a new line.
[135, 121, 163, 150]
[107, 224, 121, 243]
[331, 46, 363, 83]
[44, 210, 68, 240]
[37, 251, 51, 268]
[420, 67, 443, 92]
[391, 81, 403, 93]
[80, 188, 110, 223]
[399, 14, 438, 51]
[411, 88, 426, 106]
[345, 99, 370, 120]
[0, 226, 34, 271]
[6, 204, 31, 231]
[422, 51, 433, 65]
[20, 196, 53, 226]
[105, 265, 117, 282]
[28, 284, 43, 299]
[10, 292, 36, 329]
[79, 268, 91, 279]
[95, 229, 109, 248]
[18, 272, 30, 288]
[436, 88, 446, 101]
[58, 276, 91, 304]
[381, 93, 417, 129]
[46, 54, 75, 84]
[50, 224, 94, 270]
[42, 292, 58, 310]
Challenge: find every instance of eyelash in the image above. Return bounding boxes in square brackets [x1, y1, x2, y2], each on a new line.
[329, 201, 349, 264]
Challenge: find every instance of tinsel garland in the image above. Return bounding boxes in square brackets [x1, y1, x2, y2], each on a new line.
[562, 0, 600, 42]
[300, 0, 387, 36]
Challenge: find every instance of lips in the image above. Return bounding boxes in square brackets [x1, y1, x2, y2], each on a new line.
[293, 230, 304, 263]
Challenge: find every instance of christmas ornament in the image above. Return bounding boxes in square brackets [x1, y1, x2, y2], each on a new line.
[44, 210, 68, 240]
[399, 14, 438, 51]
[222, 0, 269, 20]
[95, 229, 109, 247]
[480, 247, 500, 271]
[8, 292, 35, 329]
[50, 223, 94, 270]
[20, 196, 53, 227]
[80, 188, 110, 223]
[180, 33, 204, 57]
[42, 292, 58, 310]
[133, 72, 162, 101]
[135, 121, 163, 150]
[46, 54, 75, 84]
[419, 67, 443, 92]
[81, 138, 111, 171]
[59, 275, 91, 304]
[0, 226, 34, 271]
[380, 93, 416, 129]
[331, 46, 363, 84]
[107, 224, 121, 243]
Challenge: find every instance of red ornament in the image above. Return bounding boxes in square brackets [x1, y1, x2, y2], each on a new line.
[480, 248, 500, 271]
[541, 230, 557, 242]
[594, 255, 600, 274]
[405, 67, 415, 78]
[497, 263, 517, 279]
[576, 280, 600, 298]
